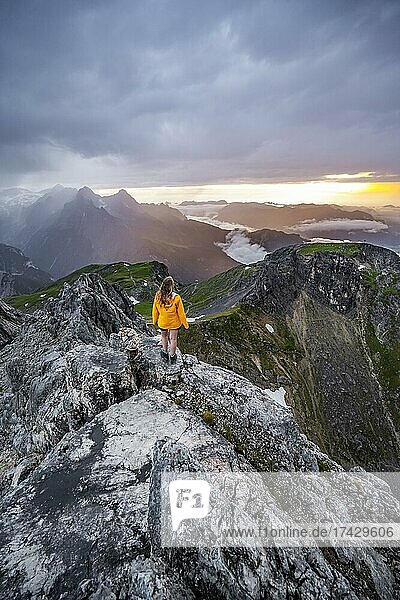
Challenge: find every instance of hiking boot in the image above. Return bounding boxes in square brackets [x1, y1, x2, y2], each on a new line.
[160, 349, 169, 362]
[169, 353, 177, 365]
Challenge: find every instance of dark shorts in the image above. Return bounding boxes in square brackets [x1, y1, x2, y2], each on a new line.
[159, 326, 181, 332]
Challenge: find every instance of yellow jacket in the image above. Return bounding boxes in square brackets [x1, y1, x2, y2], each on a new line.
[152, 292, 189, 330]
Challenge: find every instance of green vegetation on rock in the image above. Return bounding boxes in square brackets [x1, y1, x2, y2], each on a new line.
[363, 269, 400, 303]
[133, 301, 153, 318]
[298, 242, 361, 256]
[181, 264, 261, 314]
[202, 410, 215, 425]
[365, 321, 400, 392]
[6, 261, 164, 312]
[179, 305, 299, 389]
[362, 269, 379, 290]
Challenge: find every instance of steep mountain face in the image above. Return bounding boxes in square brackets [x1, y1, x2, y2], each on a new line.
[179, 243, 400, 470]
[25, 190, 126, 276]
[246, 244, 400, 469]
[0, 300, 28, 349]
[23, 186, 236, 282]
[16, 184, 77, 245]
[0, 243, 52, 297]
[217, 202, 376, 230]
[0, 273, 398, 599]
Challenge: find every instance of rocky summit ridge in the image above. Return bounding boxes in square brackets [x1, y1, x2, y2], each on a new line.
[0, 269, 399, 598]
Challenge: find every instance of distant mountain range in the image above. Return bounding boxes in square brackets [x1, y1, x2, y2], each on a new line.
[217, 201, 375, 229]
[0, 186, 237, 282]
[1, 186, 399, 285]
[0, 187, 46, 211]
[179, 199, 228, 206]
[177, 200, 400, 254]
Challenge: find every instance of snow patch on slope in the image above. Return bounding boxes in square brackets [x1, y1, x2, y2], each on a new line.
[264, 386, 287, 407]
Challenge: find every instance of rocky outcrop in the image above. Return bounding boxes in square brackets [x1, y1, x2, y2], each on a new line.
[137, 338, 325, 472]
[180, 243, 400, 470]
[0, 299, 27, 349]
[0, 270, 399, 598]
[244, 244, 400, 469]
[0, 390, 397, 599]
[0, 274, 149, 492]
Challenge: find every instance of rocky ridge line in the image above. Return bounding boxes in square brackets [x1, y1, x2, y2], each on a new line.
[0, 273, 398, 599]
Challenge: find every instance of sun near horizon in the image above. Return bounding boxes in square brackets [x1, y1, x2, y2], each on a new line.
[95, 178, 400, 208]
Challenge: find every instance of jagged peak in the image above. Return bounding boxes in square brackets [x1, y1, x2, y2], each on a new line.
[76, 186, 100, 203]
[116, 188, 135, 199]
[42, 272, 150, 344]
[57, 272, 137, 308]
[103, 188, 139, 205]
[246, 242, 400, 317]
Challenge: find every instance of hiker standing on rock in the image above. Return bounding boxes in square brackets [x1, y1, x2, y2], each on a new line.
[152, 276, 189, 364]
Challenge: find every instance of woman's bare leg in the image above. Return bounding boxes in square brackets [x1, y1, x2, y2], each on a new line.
[161, 330, 168, 351]
[169, 329, 178, 356]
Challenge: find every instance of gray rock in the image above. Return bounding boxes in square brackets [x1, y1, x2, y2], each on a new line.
[244, 244, 400, 470]
[0, 299, 28, 349]
[0, 270, 398, 599]
[181, 244, 400, 469]
[0, 392, 396, 599]
[0, 275, 149, 492]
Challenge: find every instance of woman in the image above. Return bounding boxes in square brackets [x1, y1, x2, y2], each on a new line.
[152, 276, 189, 364]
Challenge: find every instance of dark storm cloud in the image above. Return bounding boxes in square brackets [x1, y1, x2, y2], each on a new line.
[0, 0, 399, 186]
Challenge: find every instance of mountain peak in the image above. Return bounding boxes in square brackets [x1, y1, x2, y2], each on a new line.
[77, 185, 96, 195]
[111, 188, 138, 203]
[75, 186, 101, 207]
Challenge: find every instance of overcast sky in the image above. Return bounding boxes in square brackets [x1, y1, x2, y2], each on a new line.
[1, 0, 399, 191]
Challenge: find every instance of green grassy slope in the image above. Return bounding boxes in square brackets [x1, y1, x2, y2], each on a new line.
[180, 264, 261, 317]
[6, 261, 167, 314]
[297, 242, 361, 256]
[5, 260, 260, 319]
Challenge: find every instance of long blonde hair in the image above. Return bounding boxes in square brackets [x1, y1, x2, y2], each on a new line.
[157, 276, 174, 306]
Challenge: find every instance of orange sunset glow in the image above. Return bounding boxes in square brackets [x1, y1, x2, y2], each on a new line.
[96, 180, 400, 207]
